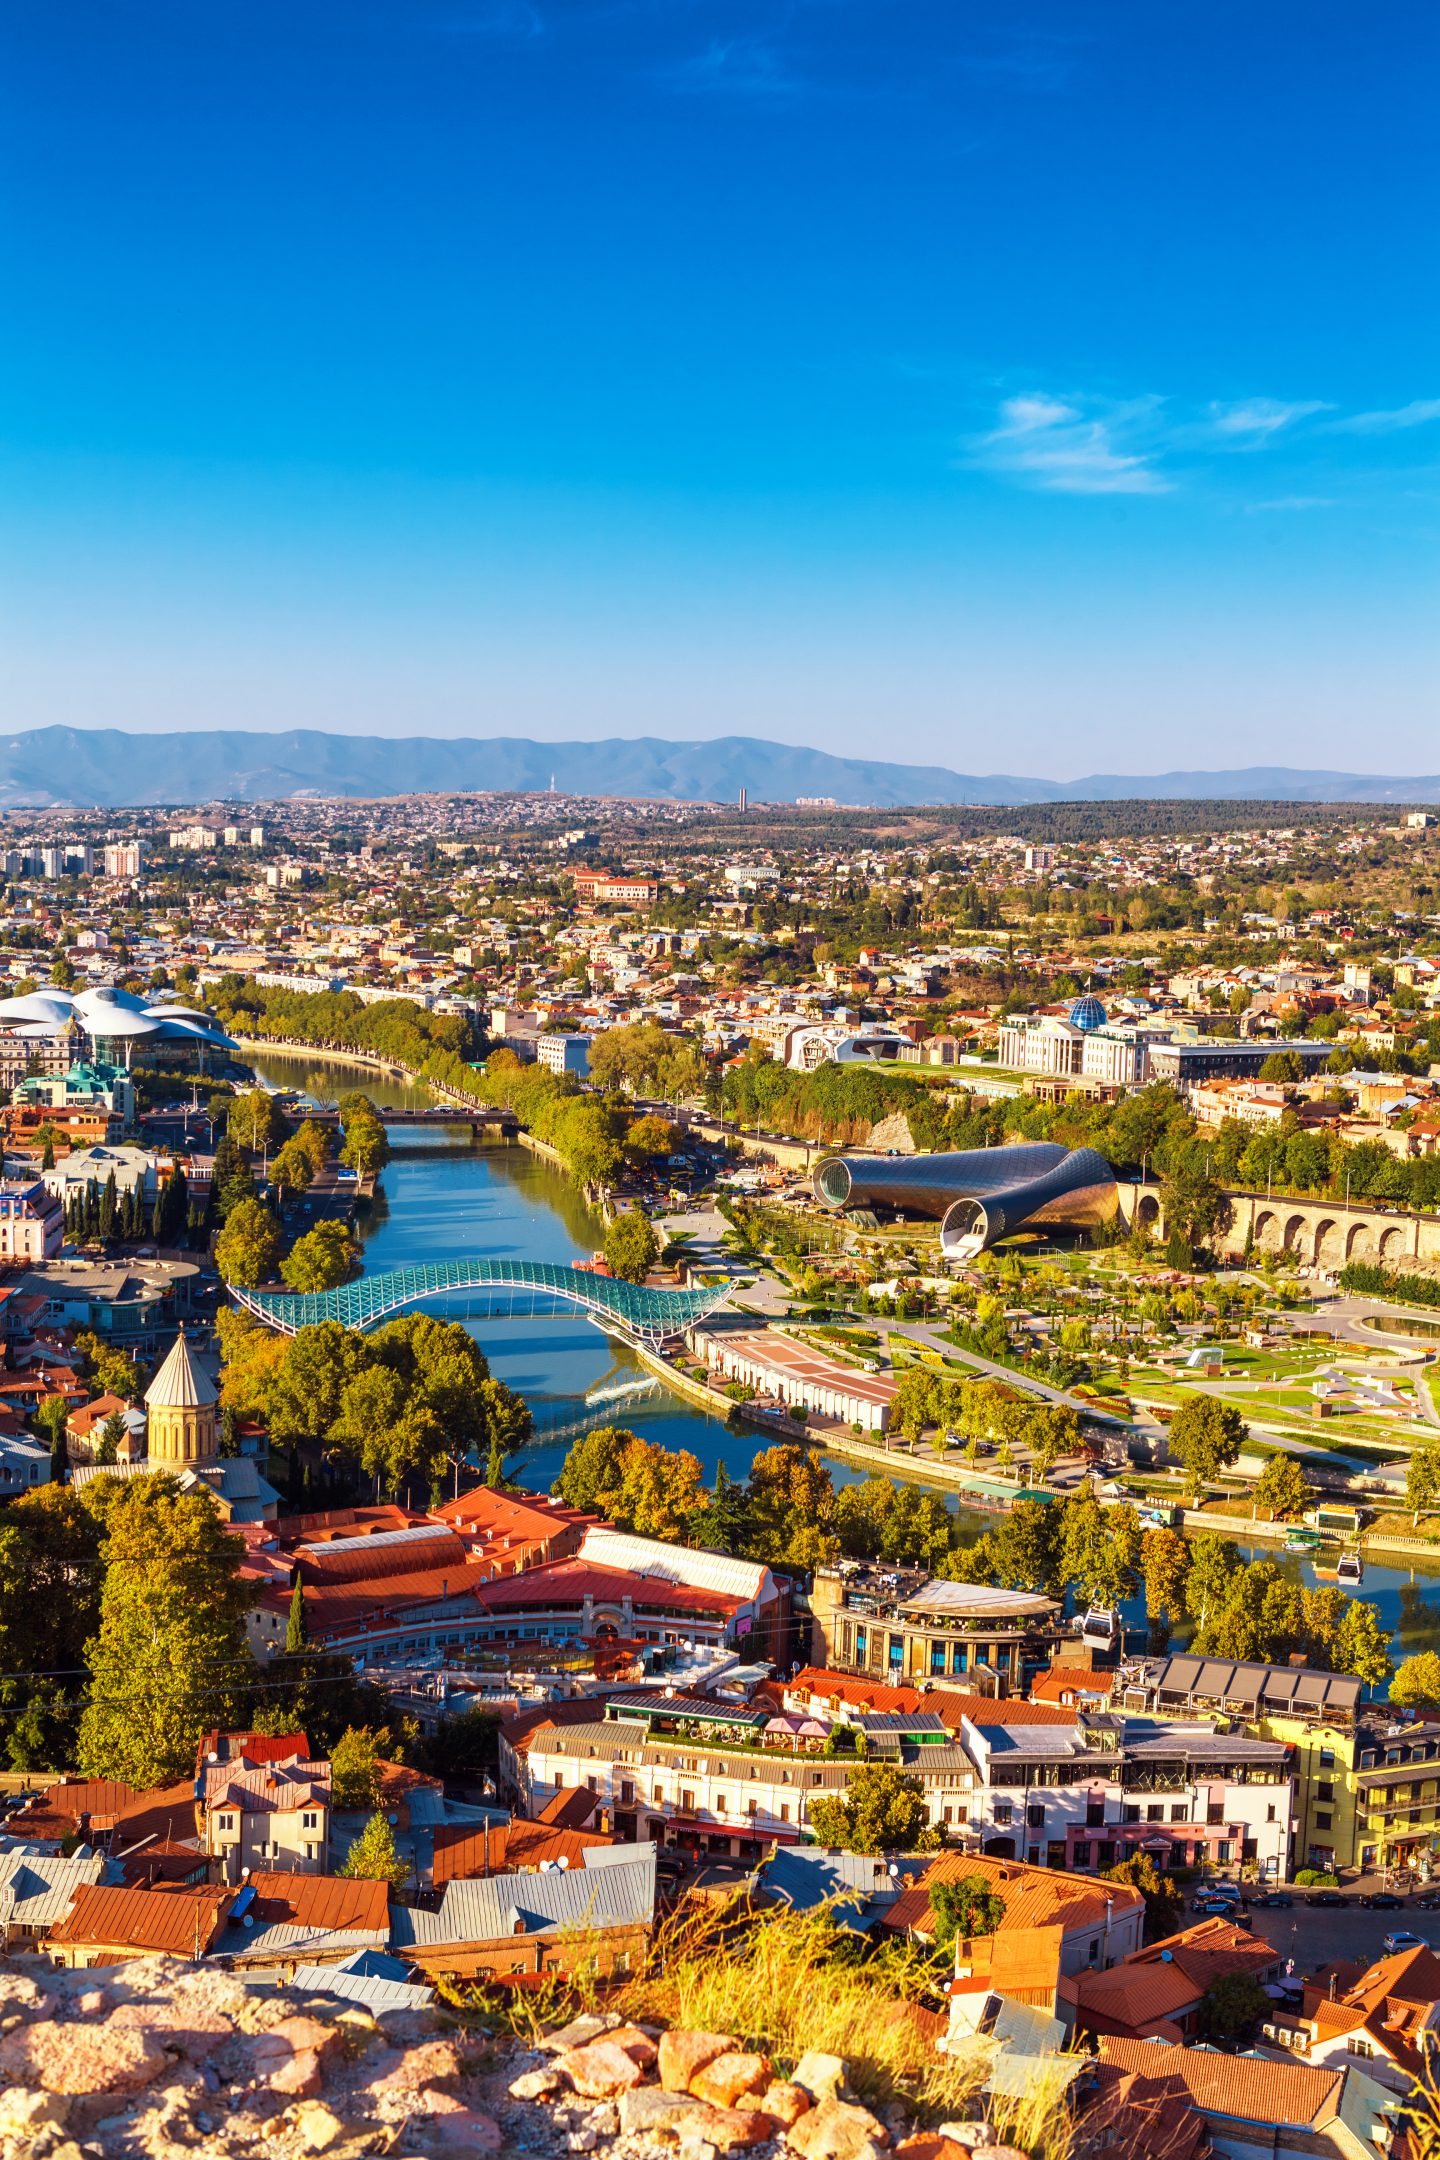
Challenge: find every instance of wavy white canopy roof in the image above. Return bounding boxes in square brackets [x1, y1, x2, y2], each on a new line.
[0, 987, 234, 1046]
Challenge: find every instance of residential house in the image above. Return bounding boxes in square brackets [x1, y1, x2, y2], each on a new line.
[1091, 2040, 1400, 2160]
[1299, 1942, 1440, 2094]
[392, 1843, 656, 1982]
[45, 1883, 233, 1967]
[199, 1742, 332, 1883]
[1069, 1916, 1281, 2043]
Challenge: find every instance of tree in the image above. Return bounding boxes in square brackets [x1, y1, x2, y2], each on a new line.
[228, 1089, 286, 1153]
[338, 1811, 409, 1892]
[1168, 1395, 1247, 1497]
[78, 1479, 252, 1785]
[553, 1424, 631, 1516]
[1406, 1444, 1440, 1527]
[1391, 1652, 1440, 1710]
[330, 1725, 383, 1810]
[552, 1427, 707, 1542]
[1103, 1852, 1182, 1941]
[293, 1118, 333, 1175]
[806, 1762, 941, 1854]
[214, 1197, 283, 1288]
[1183, 1533, 1242, 1633]
[340, 1111, 388, 1177]
[1197, 1970, 1270, 2042]
[269, 1137, 316, 1198]
[285, 1577, 307, 1654]
[1258, 1050, 1304, 1085]
[1059, 1495, 1140, 1607]
[1334, 1600, 1392, 1688]
[36, 1124, 59, 1171]
[96, 1410, 128, 1465]
[1140, 1527, 1191, 1625]
[929, 1875, 1006, 1950]
[1254, 1453, 1313, 1522]
[210, 1133, 255, 1222]
[604, 1211, 660, 1284]
[746, 1445, 837, 1570]
[281, 1220, 356, 1292]
[625, 1113, 676, 1158]
[33, 1393, 71, 1460]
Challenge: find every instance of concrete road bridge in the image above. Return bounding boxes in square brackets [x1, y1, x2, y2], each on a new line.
[1121, 1181, 1440, 1271]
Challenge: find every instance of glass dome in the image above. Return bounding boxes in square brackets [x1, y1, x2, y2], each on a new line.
[1068, 994, 1107, 1031]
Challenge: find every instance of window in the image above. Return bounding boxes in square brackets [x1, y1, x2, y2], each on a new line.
[888, 1636, 904, 1670]
[1122, 1804, 1140, 1824]
[993, 1802, 1013, 1827]
[1320, 1749, 1336, 1769]
[1217, 1841, 1232, 1863]
[1266, 1805, 1276, 1823]
[1207, 1804, 1224, 1825]
[620, 1782, 634, 1806]
[1170, 1803, 1187, 1822]
[1317, 1782, 1334, 1803]
[1347, 2037, 1374, 2059]
[780, 1804, 790, 1823]
[930, 1643, 946, 1675]
[1146, 1804, 1164, 1823]
[854, 1627, 867, 1660]
[680, 1789, 694, 1812]
[301, 1812, 318, 1830]
[1086, 1800, 1105, 1828]
[1315, 1812, 1332, 1831]
[1027, 1805, 1045, 1829]
[1073, 1842, 1091, 1867]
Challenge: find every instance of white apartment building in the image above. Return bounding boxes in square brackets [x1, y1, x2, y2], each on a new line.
[200, 1755, 332, 1883]
[960, 1715, 1293, 1881]
[998, 1015, 1153, 1087]
[101, 842, 144, 878]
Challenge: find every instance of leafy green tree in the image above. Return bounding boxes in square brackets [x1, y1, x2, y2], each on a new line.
[806, 1762, 941, 1854]
[1104, 1852, 1182, 1940]
[1183, 1533, 1242, 1633]
[96, 1410, 128, 1465]
[552, 1424, 632, 1516]
[1334, 1600, 1391, 1688]
[1390, 1651, 1440, 1710]
[0, 1488, 105, 1768]
[293, 1118, 333, 1174]
[1059, 1495, 1141, 1606]
[1254, 1453, 1312, 1521]
[269, 1137, 316, 1197]
[281, 1219, 356, 1292]
[33, 1393, 71, 1459]
[604, 1211, 660, 1284]
[929, 1875, 1006, 1950]
[625, 1113, 677, 1158]
[1168, 1395, 1247, 1497]
[285, 1577, 307, 1654]
[697, 1462, 755, 1554]
[210, 1133, 255, 1222]
[330, 1725, 383, 1810]
[340, 1110, 388, 1177]
[155, 1164, 189, 1247]
[745, 1445, 837, 1570]
[338, 1811, 409, 1891]
[78, 1479, 252, 1785]
[1406, 1445, 1440, 1527]
[1258, 1050, 1304, 1085]
[214, 1197, 283, 1288]
[228, 1089, 286, 1153]
[1198, 1970, 1270, 2042]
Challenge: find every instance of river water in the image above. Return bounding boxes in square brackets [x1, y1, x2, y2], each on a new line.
[248, 1052, 1440, 1655]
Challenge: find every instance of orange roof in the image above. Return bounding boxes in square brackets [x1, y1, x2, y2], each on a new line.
[246, 1870, 389, 1933]
[1073, 1958, 1200, 2028]
[111, 1778, 204, 1854]
[37, 1778, 138, 1827]
[884, 1850, 1143, 1942]
[431, 1485, 593, 1541]
[432, 1816, 615, 1884]
[47, 1883, 232, 1956]
[1130, 1916, 1280, 1991]
[786, 1668, 1076, 1727]
[1309, 1941, 1440, 2071]
[1096, 2039, 1343, 2128]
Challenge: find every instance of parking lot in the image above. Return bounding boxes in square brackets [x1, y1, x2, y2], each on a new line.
[1206, 1895, 1439, 1978]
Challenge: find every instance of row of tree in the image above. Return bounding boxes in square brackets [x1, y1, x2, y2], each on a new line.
[217, 1309, 531, 1500]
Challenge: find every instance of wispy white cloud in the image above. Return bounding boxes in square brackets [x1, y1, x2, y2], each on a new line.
[1245, 496, 1337, 514]
[966, 393, 1171, 495]
[1329, 398, 1440, 434]
[657, 33, 801, 99]
[1207, 397, 1331, 444]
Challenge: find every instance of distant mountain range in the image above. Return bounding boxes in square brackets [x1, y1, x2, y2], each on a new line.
[1, 727, 1437, 809]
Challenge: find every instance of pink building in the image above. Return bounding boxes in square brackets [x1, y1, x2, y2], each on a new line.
[0, 1178, 64, 1261]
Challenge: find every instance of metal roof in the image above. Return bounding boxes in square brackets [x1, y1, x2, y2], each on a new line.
[605, 1690, 768, 1726]
[395, 1846, 656, 1948]
[0, 1851, 105, 1930]
[284, 1951, 435, 2012]
[1153, 1654, 1361, 1719]
[580, 1529, 771, 1602]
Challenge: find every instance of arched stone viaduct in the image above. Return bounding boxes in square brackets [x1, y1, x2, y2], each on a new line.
[1118, 1182, 1440, 1271]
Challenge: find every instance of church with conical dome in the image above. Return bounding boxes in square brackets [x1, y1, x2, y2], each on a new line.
[144, 1327, 219, 1467]
[70, 1324, 278, 1523]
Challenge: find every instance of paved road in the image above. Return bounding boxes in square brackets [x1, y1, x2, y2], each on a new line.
[1245, 1897, 1437, 1977]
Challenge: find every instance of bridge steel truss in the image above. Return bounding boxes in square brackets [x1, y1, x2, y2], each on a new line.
[231, 1258, 732, 1345]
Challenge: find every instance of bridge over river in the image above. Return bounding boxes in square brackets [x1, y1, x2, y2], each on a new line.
[233, 1258, 733, 1345]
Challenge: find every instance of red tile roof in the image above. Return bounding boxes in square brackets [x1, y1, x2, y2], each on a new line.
[786, 1668, 1076, 1726]
[476, 1557, 743, 1617]
[246, 1870, 388, 1934]
[48, 1883, 232, 1956]
[1097, 2039, 1344, 2127]
[432, 1816, 615, 1884]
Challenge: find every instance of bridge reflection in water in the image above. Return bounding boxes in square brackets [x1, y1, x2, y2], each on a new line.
[232, 1257, 732, 1345]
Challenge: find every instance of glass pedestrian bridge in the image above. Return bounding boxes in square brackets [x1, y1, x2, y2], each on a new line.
[231, 1258, 733, 1344]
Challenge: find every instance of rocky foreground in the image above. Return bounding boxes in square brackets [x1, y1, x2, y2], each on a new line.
[0, 1963, 1030, 2160]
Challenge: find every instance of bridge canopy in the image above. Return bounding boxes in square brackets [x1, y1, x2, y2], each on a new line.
[231, 1257, 731, 1343]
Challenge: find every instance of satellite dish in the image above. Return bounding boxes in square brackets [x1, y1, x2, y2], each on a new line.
[557, 1855, 570, 1870]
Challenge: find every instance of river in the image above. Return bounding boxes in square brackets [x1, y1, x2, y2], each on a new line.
[247, 1051, 1440, 1655]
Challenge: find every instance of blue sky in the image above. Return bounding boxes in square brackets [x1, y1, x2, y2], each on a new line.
[2, 0, 1436, 777]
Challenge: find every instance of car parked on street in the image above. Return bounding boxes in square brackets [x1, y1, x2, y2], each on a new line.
[1381, 1930, 1428, 1955]
[1308, 1890, 1345, 1907]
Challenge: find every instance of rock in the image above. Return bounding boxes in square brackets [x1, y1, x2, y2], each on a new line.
[678, 2140, 719, 2160]
[896, 2141, 985, 2160]
[109, 1995, 237, 2062]
[787, 2098, 891, 2160]
[969, 2147, 1030, 2160]
[604, 2022, 660, 2070]
[0, 2022, 169, 2098]
[758, 2083, 812, 2129]
[691, 2053, 773, 2109]
[659, 2030, 739, 2093]
[290, 2100, 348, 2153]
[557, 2039, 648, 2099]
[619, 2086, 709, 2137]
[369, 2038, 464, 2095]
[540, 2013, 622, 2054]
[422, 2103, 504, 2154]
[791, 2053, 850, 2106]
[0, 2089, 71, 2139]
[510, 2067, 568, 2101]
[685, 2105, 776, 2152]
[933, 2133, 989, 2152]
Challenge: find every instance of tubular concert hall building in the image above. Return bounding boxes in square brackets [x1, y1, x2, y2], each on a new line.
[813, 1140, 1118, 1259]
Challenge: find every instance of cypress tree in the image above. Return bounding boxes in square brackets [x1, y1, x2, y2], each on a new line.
[98, 1170, 117, 1242]
[285, 1576, 306, 1653]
